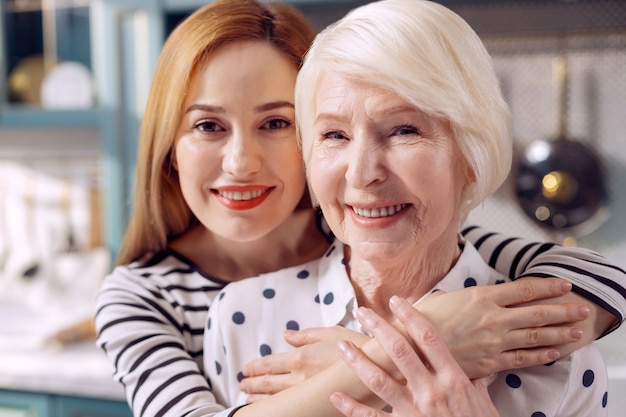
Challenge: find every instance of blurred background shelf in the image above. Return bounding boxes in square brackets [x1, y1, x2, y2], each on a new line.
[0, 107, 104, 127]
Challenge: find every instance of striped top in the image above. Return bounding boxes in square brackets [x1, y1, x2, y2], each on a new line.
[94, 225, 626, 417]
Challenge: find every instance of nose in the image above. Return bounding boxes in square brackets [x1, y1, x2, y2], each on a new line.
[344, 136, 388, 189]
[222, 130, 262, 178]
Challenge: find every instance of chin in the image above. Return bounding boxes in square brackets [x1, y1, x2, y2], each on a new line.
[351, 240, 405, 262]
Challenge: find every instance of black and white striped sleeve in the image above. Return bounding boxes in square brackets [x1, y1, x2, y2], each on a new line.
[462, 224, 626, 334]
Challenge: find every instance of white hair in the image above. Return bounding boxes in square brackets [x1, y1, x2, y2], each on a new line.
[295, 0, 512, 211]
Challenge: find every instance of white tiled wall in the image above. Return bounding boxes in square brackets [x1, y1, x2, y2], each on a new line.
[465, 32, 626, 416]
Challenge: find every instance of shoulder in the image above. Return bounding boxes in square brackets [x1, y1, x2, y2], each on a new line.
[106, 249, 227, 287]
[97, 249, 228, 313]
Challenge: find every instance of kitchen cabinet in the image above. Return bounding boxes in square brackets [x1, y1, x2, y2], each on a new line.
[0, 389, 131, 417]
[0, 335, 130, 417]
[0, 0, 122, 258]
[0, 0, 385, 259]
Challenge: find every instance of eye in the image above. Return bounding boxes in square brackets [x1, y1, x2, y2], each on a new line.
[262, 118, 292, 130]
[394, 124, 420, 137]
[321, 130, 348, 141]
[194, 120, 224, 133]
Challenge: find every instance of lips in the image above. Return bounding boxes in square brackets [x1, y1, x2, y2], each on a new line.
[213, 187, 273, 210]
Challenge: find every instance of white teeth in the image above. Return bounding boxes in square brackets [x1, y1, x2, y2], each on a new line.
[352, 204, 407, 218]
[218, 189, 267, 201]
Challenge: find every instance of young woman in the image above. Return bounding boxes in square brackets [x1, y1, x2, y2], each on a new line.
[94, 1, 626, 416]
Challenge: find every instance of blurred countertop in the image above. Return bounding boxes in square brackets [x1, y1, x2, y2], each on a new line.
[0, 302, 124, 401]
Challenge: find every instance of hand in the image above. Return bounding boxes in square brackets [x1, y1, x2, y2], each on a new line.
[330, 296, 500, 417]
[240, 326, 371, 402]
[416, 277, 590, 378]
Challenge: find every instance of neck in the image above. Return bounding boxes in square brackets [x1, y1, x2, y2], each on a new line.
[346, 231, 461, 322]
[170, 209, 329, 281]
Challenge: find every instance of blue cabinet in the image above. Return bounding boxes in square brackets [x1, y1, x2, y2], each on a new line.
[0, 389, 132, 417]
[0, 0, 360, 259]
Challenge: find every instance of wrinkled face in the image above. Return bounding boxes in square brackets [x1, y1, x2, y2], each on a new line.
[309, 73, 469, 263]
[174, 40, 305, 242]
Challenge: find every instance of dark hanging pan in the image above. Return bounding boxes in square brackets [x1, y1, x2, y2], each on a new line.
[514, 55, 609, 241]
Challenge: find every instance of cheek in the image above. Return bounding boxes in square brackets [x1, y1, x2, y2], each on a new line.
[175, 140, 218, 190]
[309, 151, 337, 204]
[425, 153, 468, 212]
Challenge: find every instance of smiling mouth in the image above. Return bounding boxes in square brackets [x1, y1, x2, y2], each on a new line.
[351, 204, 407, 218]
[215, 189, 271, 201]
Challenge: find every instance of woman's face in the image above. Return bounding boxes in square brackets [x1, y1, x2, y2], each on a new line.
[309, 74, 469, 263]
[174, 40, 305, 242]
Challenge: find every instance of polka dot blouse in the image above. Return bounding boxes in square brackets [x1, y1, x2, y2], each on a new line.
[204, 239, 608, 416]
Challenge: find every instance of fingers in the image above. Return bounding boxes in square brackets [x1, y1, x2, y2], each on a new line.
[283, 328, 325, 348]
[337, 338, 406, 396]
[507, 302, 589, 329]
[388, 296, 462, 376]
[471, 375, 497, 407]
[494, 277, 571, 306]
[238, 372, 295, 395]
[285, 326, 371, 348]
[503, 323, 583, 351]
[330, 392, 385, 417]
[242, 351, 290, 377]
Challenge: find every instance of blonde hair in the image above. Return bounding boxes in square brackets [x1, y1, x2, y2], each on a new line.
[117, 0, 315, 265]
[296, 0, 511, 213]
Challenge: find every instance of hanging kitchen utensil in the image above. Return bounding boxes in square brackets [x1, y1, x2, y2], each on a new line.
[514, 55, 609, 242]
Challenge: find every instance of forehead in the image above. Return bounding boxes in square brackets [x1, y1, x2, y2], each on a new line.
[184, 40, 298, 107]
[314, 72, 421, 119]
[194, 40, 297, 88]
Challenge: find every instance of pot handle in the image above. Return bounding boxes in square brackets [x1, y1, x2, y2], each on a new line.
[554, 55, 568, 139]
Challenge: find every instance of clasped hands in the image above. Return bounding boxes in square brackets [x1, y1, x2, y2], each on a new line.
[239, 278, 590, 415]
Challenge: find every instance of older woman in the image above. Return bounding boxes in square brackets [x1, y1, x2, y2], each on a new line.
[204, 1, 608, 416]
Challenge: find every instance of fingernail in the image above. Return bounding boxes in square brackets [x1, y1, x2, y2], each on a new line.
[389, 295, 410, 310]
[389, 295, 402, 306]
[578, 305, 590, 319]
[561, 281, 572, 292]
[570, 328, 583, 340]
[356, 306, 373, 326]
[548, 350, 560, 361]
[336, 340, 355, 361]
[329, 393, 343, 408]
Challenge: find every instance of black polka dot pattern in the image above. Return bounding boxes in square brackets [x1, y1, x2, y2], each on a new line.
[500, 360, 606, 416]
[203, 239, 609, 414]
[232, 312, 245, 325]
[582, 369, 595, 387]
[464, 277, 477, 287]
[259, 344, 272, 356]
[505, 373, 522, 389]
[323, 292, 334, 305]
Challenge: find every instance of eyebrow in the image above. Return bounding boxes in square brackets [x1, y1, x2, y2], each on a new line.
[315, 104, 419, 123]
[184, 101, 294, 114]
[255, 101, 295, 112]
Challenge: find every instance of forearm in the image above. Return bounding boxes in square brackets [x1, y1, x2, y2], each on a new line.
[234, 338, 392, 417]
